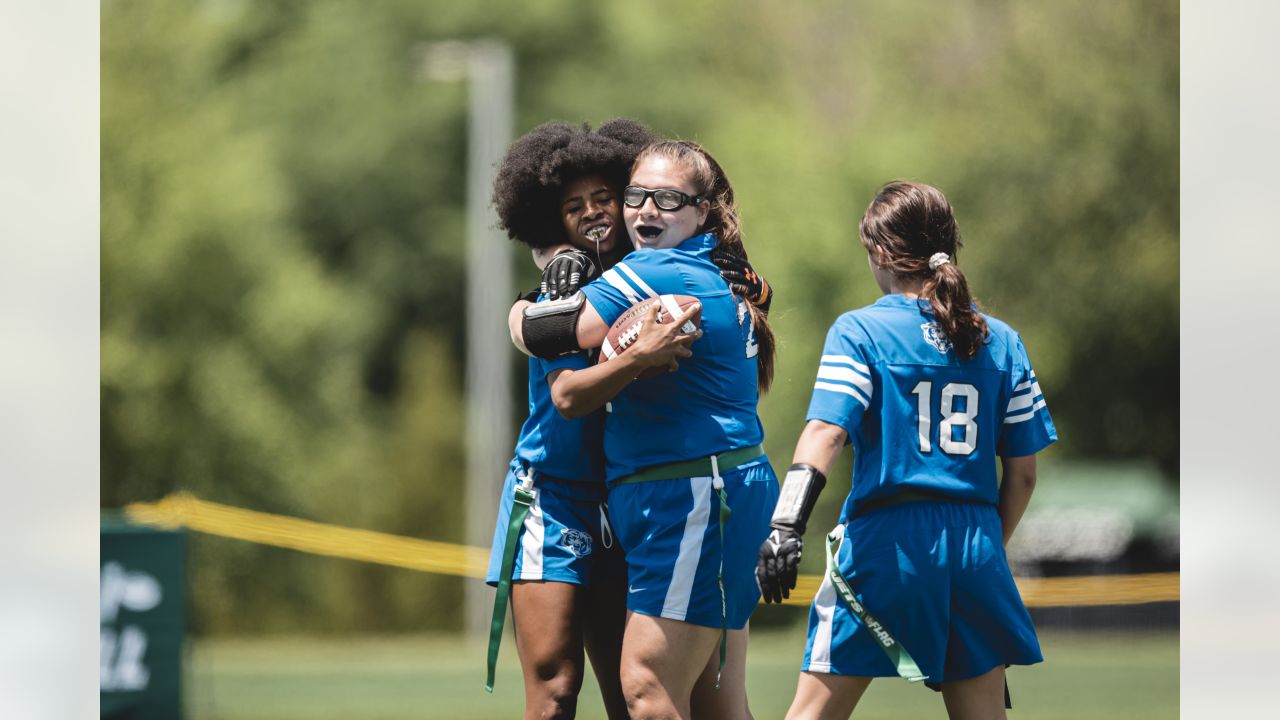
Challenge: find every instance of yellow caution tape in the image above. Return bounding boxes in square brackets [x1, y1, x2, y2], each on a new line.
[126, 492, 489, 578]
[125, 493, 1178, 608]
[781, 569, 1179, 608]
[1012, 571, 1180, 607]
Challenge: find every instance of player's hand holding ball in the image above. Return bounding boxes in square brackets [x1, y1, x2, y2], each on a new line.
[631, 301, 701, 374]
[756, 527, 803, 603]
[598, 295, 702, 378]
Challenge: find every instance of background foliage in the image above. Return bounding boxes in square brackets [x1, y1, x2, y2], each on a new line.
[102, 0, 1178, 633]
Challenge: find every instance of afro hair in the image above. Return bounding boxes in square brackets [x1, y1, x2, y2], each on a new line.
[492, 118, 657, 249]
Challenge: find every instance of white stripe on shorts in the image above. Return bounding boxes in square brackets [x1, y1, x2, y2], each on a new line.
[806, 561, 839, 672]
[662, 476, 712, 621]
[518, 491, 545, 580]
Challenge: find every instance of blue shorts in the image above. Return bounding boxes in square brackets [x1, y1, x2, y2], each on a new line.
[485, 459, 624, 586]
[803, 501, 1042, 682]
[608, 458, 778, 630]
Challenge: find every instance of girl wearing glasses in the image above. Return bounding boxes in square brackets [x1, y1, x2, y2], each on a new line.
[513, 139, 780, 719]
[486, 121, 771, 719]
[756, 181, 1055, 720]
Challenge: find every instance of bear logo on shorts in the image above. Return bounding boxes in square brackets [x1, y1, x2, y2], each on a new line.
[920, 322, 952, 354]
[560, 529, 593, 558]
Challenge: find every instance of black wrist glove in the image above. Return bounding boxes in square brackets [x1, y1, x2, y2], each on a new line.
[757, 462, 826, 604]
[711, 249, 772, 313]
[540, 250, 599, 300]
[756, 526, 803, 604]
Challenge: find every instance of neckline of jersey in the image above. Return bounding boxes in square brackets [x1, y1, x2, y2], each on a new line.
[874, 293, 930, 309]
[674, 232, 718, 253]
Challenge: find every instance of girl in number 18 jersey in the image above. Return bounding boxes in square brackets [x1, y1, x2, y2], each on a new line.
[757, 181, 1058, 720]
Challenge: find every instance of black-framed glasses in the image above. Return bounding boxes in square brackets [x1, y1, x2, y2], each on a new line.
[622, 185, 705, 211]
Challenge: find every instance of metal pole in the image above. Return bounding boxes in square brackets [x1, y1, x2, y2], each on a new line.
[463, 39, 514, 637]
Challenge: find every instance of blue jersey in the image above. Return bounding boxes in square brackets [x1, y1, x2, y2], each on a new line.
[513, 348, 606, 483]
[581, 233, 764, 482]
[805, 294, 1057, 522]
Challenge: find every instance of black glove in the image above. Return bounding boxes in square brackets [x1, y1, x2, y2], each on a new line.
[540, 250, 599, 300]
[756, 526, 803, 603]
[711, 249, 772, 312]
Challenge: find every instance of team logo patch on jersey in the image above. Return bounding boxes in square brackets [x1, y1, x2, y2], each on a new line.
[560, 529, 593, 558]
[921, 322, 953, 354]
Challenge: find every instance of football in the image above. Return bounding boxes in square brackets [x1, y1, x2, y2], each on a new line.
[598, 294, 702, 378]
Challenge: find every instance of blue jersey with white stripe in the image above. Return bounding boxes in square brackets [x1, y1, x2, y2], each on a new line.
[805, 294, 1057, 521]
[513, 343, 606, 483]
[580, 233, 764, 482]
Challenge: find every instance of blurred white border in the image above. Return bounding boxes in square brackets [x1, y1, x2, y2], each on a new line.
[0, 1, 100, 717]
[1182, 0, 1280, 716]
[0, 0, 1274, 716]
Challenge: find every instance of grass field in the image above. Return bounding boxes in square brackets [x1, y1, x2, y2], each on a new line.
[185, 626, 1176, 719]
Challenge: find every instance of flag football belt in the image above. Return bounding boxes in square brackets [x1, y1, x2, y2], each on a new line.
[485, 468, 537, 693]
[824, 530, 928, 683]
[613, 444, 764, 486]
[851, 488, 994, 518]
[614, 444, 762, 689]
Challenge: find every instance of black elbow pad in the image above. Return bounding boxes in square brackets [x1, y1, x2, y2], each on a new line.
[522, 293, 586, 358]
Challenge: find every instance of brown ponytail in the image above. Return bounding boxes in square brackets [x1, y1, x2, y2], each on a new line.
[858, 181, 988, 359]
[631, 140, 777, 391]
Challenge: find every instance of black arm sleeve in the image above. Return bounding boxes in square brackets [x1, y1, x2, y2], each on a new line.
[521, 293, 586, 358]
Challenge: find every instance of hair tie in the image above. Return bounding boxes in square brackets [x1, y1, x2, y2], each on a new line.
[928, 252, 951, 271]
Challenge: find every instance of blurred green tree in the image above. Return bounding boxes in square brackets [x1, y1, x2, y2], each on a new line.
[102, 0, 1177, 633]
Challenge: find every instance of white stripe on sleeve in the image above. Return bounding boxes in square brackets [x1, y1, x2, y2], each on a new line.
[1006, 393, 1037, 414]
[820, 354, 870, 375]
[615, 262, 658, 299]
[601, 268, 642, 305]
[1004, 398, 1048, 424]
[816, 364, 873, 399]
[813, 381, 870, 409]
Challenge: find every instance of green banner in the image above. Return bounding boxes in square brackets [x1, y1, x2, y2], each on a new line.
[101, 515, 185, 719]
